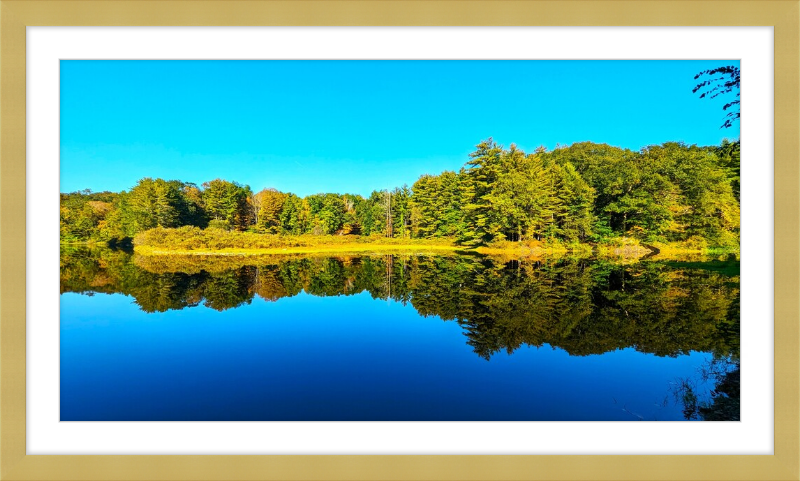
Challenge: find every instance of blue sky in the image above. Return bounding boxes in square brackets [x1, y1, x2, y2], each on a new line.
[61, 60, 740, 197]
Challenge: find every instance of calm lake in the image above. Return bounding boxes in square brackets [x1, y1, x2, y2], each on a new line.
[60, 248, 740, 421]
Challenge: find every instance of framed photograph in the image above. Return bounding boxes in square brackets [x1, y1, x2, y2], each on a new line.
[2, 1, 798, 480]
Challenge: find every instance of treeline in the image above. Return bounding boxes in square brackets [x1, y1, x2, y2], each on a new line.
[61, 247, 740, 360]
[60, 139, 740, 247]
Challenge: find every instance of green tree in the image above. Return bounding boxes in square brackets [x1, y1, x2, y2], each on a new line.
[550, 161, 596, 241]
[202, 179, 252, 230]
[391, 185, 411, 238]
[648, 142, 740, 245]
[181, 183, 207, 227]
[486, 145, 555, 241]
[126, 178, 186, 231]
[544, 142, 676, 240]
[461, 138, 504, 244]
[306, 193, 346, 235]
[279, 194, 310, 235]
[342, 193, 365, 235]
[361, 190, 390, 237]
[409, 174, 442, 238]
[714, 139, 740, 201]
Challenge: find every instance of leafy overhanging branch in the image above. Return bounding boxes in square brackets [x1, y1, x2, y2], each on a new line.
[693, 66, 740, 129]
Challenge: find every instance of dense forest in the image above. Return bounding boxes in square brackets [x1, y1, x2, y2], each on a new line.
[60, 139, 740, 249]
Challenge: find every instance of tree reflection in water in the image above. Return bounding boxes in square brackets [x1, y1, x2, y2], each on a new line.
[61, 247, 740, 364]
[61, 247, 741, 420]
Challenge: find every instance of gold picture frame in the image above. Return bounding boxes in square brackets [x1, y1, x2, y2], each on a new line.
[2, 1, 797, 479]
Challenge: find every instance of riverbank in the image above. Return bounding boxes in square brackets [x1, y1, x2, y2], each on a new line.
[67, 226, 739, 259]
[133, 243, 466, 256]
[130, 239, 737, 260]
[132, 241, 588, 257]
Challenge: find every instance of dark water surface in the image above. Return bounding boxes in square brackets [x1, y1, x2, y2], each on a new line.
[60, 248, 740, 421]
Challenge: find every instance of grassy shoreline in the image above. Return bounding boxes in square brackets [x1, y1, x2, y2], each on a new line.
[130, 240, 737, 259]
[133, 243, 467, 256]
[65, 228, 739, 259]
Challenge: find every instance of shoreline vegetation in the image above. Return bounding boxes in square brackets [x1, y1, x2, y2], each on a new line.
[126, 228, 739, 258]
[61, 139, 740, 258]
[64, 227, 738, 262]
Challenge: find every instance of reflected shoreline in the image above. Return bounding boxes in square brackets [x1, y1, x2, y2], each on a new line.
[61, 246, 740, 362]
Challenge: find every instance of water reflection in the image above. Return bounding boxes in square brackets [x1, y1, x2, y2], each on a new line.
[61, 247, 740, 361]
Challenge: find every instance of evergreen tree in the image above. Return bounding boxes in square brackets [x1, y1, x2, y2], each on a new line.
[461, 138, 504, 244]
[279, 194, 310, 235]
[550, 161, 595, 242]
[202, 179, 252, 230]
[127, 178, 185, 231]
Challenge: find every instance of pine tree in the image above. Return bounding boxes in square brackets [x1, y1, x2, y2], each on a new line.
[461, 138, 504, 244]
